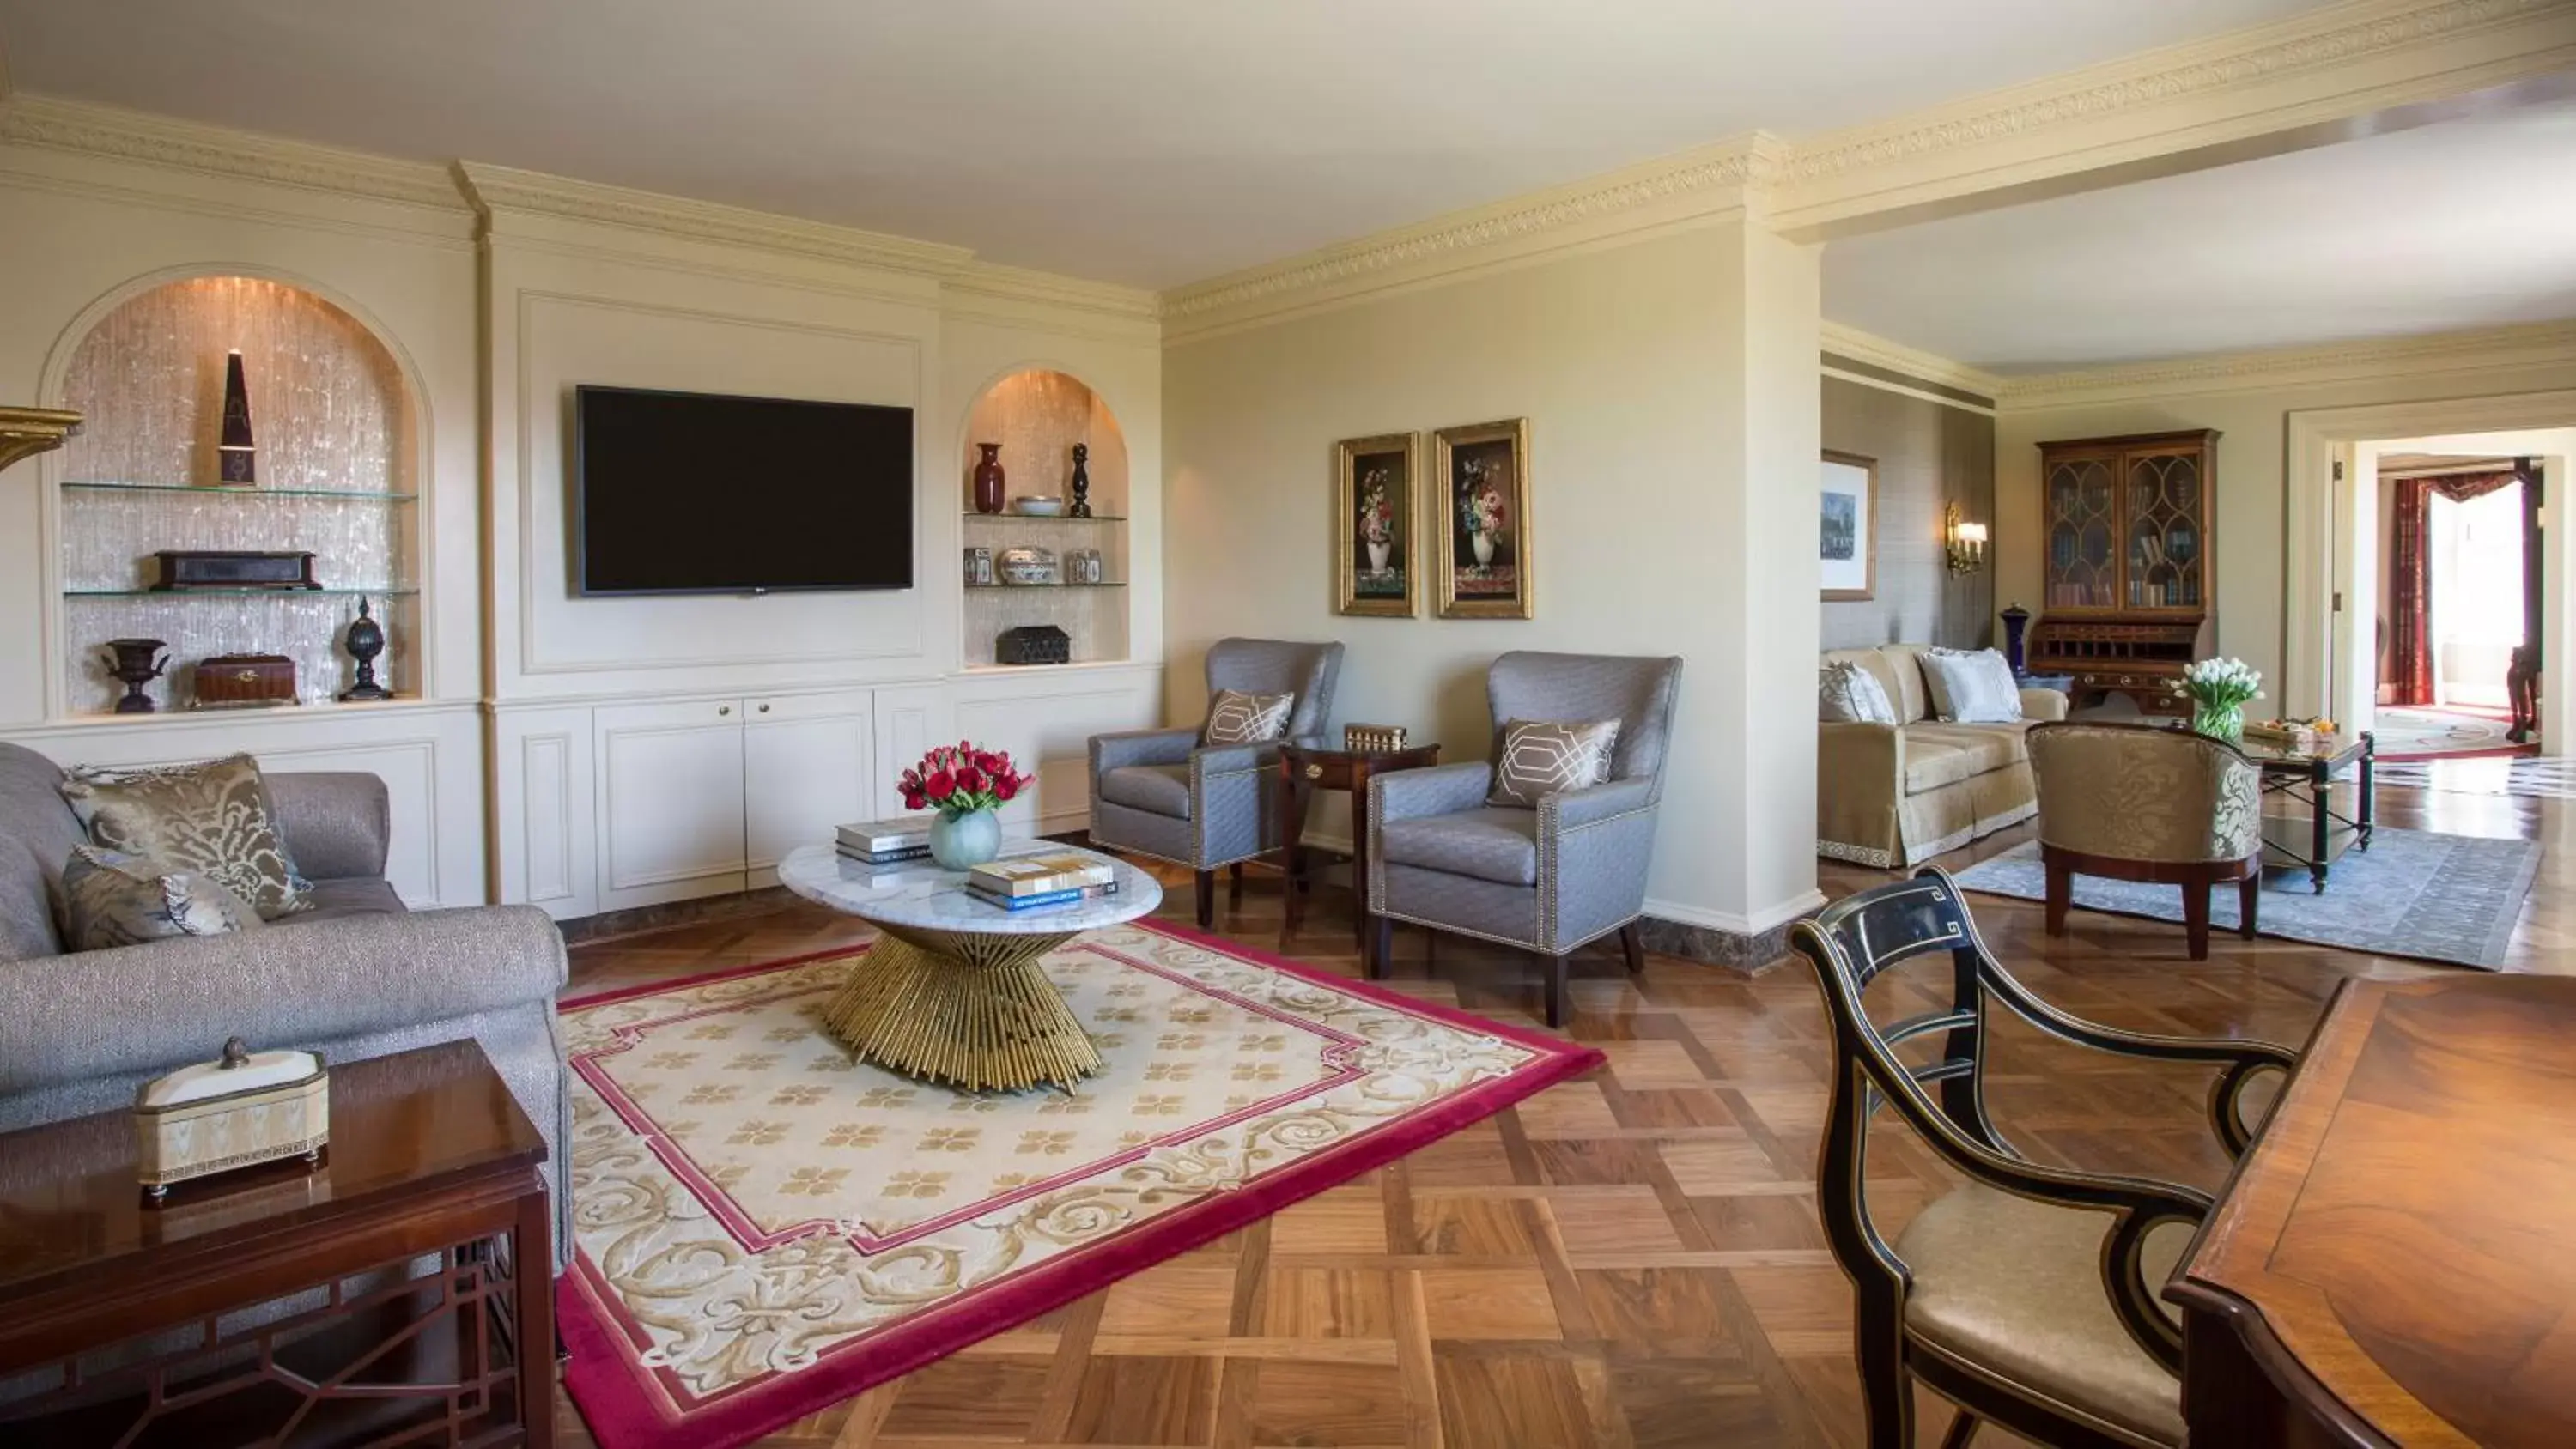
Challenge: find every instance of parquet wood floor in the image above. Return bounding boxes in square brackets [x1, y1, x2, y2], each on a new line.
[554, 785, 2571, 1447]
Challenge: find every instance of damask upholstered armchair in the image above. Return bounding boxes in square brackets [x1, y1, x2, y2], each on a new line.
[1089, 638, 1344, 927]
[2026, 722, 2263, 961]
[1365, 652, 1681, 1028]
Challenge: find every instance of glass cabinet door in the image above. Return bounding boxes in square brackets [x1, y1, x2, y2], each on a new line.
[2044, 455, 2118, 609]
[2123, 450, 2204, 610]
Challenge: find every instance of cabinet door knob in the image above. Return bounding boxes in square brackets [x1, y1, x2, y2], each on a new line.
[757, 703, 771, 713]
[718, 706, 732, 717]
[1303, 762, 1325, 780]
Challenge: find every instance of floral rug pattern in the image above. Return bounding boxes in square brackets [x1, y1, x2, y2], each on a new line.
[556, 921, 1597, 1449]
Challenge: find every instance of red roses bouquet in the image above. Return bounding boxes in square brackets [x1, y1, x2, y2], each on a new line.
[900, 741, 1034, 820]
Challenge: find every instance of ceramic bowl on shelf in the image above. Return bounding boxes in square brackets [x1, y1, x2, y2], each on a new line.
[1012, 496, 1066, 517]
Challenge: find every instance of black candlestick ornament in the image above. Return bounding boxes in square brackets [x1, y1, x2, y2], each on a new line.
[1068, 442, 1091, 518]
[339, 597, 392, 701]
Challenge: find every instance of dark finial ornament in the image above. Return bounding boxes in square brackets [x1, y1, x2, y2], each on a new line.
[1068, 442, 1092, 518]
[101, 638, 168, 714]
[339, 597, 392, 702]
[217, 349, 257, 486]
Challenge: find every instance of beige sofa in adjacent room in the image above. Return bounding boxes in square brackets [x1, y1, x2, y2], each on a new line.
[1817, 644, 2069, 869]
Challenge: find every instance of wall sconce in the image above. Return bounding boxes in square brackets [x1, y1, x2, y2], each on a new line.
[1944, 502, 1987, 574]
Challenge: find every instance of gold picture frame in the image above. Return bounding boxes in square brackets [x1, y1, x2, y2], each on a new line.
[1334, 432, 1420, 617]
[1432, 418, 1533, 619]
[1820, 449, 1877, 602]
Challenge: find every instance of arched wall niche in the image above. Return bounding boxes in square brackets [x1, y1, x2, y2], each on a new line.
[958, 367, 1131, 667]
[52, 274, 423, 713]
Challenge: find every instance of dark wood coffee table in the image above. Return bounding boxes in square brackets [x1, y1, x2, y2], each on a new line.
[0, 1039, 554, 1447]
[1277, 739, 1442, 950]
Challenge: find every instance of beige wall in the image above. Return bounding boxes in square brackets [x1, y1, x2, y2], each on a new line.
[1996, 356, 2576, 712]
[1164, 221, 1823, 931]
[1819, 374, 1995, 652]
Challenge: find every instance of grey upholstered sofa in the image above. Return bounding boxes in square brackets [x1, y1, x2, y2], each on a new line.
[1089, 638, 1345, 925]
[0, 742, 573, 1270]
[1367, 652, 1682, 1028]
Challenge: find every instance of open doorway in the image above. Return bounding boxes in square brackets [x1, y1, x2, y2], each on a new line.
[2376, 454, 2541, 760]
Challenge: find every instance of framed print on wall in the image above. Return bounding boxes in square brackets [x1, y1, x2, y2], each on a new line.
[1334, 432, 1420, 616]
[1433, 418, 1533, 619]
[1820, 449, 1877, 601]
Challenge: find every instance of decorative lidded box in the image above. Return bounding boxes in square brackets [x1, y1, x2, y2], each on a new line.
[133, 1037, 329, 1201]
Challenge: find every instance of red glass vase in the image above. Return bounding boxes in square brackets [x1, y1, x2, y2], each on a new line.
[972, 443, 1005, 514]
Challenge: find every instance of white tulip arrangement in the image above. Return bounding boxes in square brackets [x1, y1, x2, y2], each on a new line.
[2180, 656, 2263, 740]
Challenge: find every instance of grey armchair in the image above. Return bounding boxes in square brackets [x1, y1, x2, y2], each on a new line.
[1089, 638, 1346, 926]
[1366, 652, 1682, 1027]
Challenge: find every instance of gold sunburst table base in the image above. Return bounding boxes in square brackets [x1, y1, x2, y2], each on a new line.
[819, 923, 1103, 1092]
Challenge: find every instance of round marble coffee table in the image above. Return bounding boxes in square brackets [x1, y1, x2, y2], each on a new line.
[776, 841, 1162, 1092]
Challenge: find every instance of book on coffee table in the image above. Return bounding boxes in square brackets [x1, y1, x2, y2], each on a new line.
[965, 881, 1120, 912]
[836, 818, 932, 864]
[968, 854, 1115, 898]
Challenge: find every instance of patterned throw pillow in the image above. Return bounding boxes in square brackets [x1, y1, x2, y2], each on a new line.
[1819, 660, 1898, 724]
[1920, 648, 2024, 724]
[59, 845, 266, 950]
[1202, 689, 1295, 746]
[1487, 718, 1622, 809]
[59, 753, 313, 919]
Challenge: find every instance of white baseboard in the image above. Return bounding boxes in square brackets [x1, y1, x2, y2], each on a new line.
[1643, 889, 1825, 937]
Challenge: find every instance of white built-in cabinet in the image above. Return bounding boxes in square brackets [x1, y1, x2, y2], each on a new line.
[593, 689, 876, 912]
[490, 665, 1159, 922]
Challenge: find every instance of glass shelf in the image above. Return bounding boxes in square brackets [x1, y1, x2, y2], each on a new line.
[962, 512, 1127, 523]
[62, 480, 417, 502]
[64, 587, 419, 599]
[964, 582, 1126, 590]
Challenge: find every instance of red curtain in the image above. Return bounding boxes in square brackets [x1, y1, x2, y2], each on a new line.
[2386, 469, 2524, 707]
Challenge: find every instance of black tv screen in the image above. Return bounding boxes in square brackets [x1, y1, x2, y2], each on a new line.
[574, 385, 914, 595]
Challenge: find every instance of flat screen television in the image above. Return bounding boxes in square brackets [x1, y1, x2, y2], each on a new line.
[574, 385, 914, 595]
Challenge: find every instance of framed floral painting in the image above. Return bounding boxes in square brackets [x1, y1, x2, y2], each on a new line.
[1334, 432, 1419, 616]
[1432, 418, 1533, 619]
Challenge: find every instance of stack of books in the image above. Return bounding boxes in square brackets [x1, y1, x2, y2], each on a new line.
[967, 853, 1118, 912]
[836, 819, 930, 866]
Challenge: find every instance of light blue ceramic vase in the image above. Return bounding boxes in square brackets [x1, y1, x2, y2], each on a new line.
[928, 807, 1001, 870]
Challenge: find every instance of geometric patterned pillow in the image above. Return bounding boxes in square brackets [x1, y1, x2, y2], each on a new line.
[1819, 659, 1898, 724]
[58, 752, 313, 919]
[1202, 689, 1294, 746]
[58, 844, 266, 951]
[1486, 718, 1621, 809]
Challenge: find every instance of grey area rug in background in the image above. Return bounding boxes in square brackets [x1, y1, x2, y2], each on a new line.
[1951, 827, 2541, 970]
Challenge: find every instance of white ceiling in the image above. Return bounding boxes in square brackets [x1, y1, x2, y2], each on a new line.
[0, 0, 2330, 288]
[1823, 98, 2576, 374]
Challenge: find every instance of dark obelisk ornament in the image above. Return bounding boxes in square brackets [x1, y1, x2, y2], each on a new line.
[217, 349, 257, 486]
[340, 597, 392, 701]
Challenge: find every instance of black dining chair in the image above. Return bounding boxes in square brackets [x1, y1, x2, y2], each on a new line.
[1788, 865, 2297, 1449]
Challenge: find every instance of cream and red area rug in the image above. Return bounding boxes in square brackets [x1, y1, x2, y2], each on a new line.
[556, 920, 1599, 1449]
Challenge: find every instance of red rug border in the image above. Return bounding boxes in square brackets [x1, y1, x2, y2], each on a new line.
[556, 919, 1604, 1449]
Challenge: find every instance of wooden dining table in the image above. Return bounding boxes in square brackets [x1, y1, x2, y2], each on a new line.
[2167, 973, 2576, 1447]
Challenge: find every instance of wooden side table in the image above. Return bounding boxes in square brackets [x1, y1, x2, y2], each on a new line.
[0, 1039, 554, 1447]
[1278, 740, 1442, 950]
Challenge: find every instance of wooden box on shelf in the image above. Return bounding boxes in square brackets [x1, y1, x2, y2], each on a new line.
[2029, 428, 2217, 713]
[191, 654, 299, 709]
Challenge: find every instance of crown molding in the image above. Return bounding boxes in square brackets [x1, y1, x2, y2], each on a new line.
[1990, 318, 2576, 407]
[1160, 0, 2570, 337]
[453, 161, 975, 278]
[947, 260, 1160, 320]
[1818, 323, 2006, 399]
[1779, 0, 2563, 191]
[1161, 131, 1783, 339]
[0, 94, 463, 210]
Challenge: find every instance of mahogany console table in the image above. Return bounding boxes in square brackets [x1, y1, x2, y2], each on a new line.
[2169, 975, 2576, 1447]
[1276, 739, 1441, 951]
[0, 1039, 554, 1447]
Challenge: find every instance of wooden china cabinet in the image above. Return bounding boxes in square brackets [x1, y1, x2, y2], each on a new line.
[2026, 429, 2218, 713]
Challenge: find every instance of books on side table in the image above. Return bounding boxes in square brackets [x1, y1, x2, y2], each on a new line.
[837, 818, 930, 866]
[967, 853, 1118, 912]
